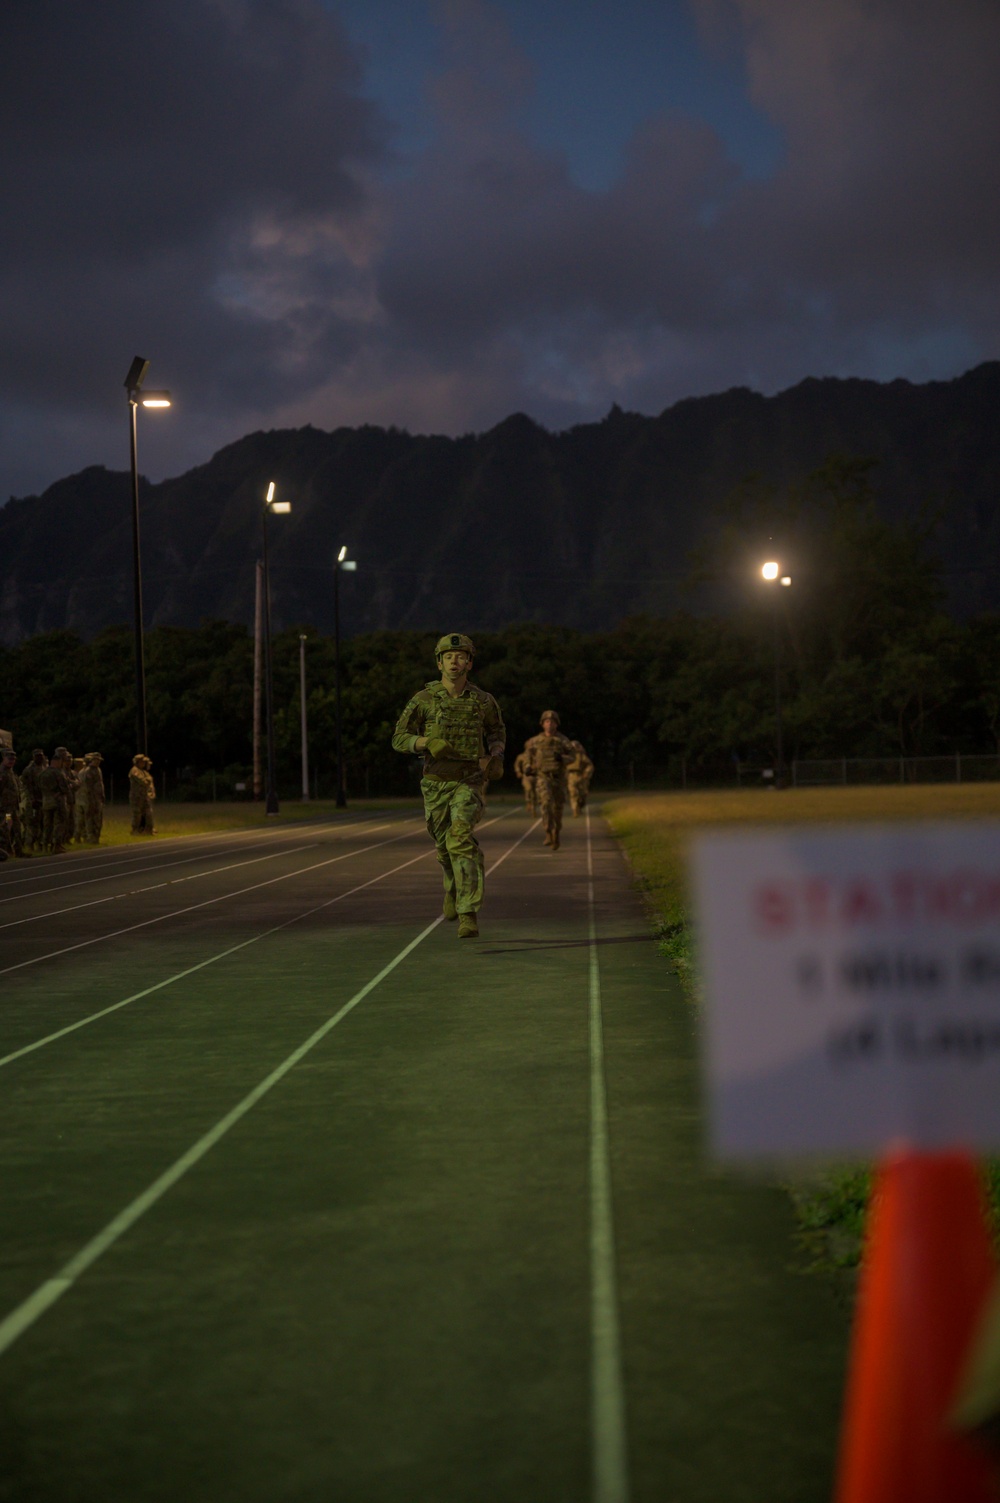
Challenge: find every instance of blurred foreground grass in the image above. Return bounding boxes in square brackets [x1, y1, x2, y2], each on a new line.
[603, 784, 1000, 1282]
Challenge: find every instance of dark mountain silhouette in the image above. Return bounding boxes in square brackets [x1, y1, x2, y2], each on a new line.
[3, 363, 1000, 644]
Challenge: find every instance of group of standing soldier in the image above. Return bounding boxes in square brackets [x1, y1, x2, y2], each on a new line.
[515, 711, 594, 849]
[0, 735, 107, 859]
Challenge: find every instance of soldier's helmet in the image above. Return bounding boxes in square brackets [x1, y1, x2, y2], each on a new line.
[72, 757, 85, 770]
[54, 746, 70, 760]
[85, 752, 103, 763]
[32, 748, 45, 760]
[540, 709, 560, 726]
[132, 753, 147, 766]
[435, 632, 475, 662]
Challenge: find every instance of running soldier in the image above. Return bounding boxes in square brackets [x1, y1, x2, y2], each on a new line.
[79, 752, 106, 843]
[129, 754, 156, 835]
[524, 710, 575, 850]
[392, 633, 505, 939]
[39, 747, 71, 854]
[20, 748, 47, 851]
[0, 735, 22, 859]
[513, 746, 536, 817]
[566, 739, 595, 816]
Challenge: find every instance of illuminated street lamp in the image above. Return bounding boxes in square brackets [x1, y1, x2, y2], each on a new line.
[125, 357, 172, 756]
[262, 481, 291, 815]
[333, 544, 357, 808]
[760, 560, 792, 787]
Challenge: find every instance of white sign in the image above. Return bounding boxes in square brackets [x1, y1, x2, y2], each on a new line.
[692, 822, 1000, 1157]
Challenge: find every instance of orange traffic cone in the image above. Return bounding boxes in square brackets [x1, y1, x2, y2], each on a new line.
[835, 1149, 996, 1503]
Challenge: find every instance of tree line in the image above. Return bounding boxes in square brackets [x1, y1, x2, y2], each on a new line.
[3, 459, 999, 795]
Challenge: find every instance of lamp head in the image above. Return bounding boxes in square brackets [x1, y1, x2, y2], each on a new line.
[124, 356, 149, 394]
[761, 561, 780, 581]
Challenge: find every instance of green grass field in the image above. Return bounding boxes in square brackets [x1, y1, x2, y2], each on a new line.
[603, 783, 1000, 1280]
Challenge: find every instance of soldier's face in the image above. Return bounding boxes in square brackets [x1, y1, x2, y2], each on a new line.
[542, 717, 558, 736]
[440, 650, 471, 679]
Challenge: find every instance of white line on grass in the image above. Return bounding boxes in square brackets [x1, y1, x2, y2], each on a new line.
[0, 824, 382, 907]
[586, 807, 631, 1503]
[0, 842, 325, 931]
[0, 812, 388, 896]
[0, 811, 517, 1069]
[0, 823, 428, 979]
[0, 814, 536, 1358]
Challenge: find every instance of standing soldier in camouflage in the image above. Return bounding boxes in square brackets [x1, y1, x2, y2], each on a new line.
[513, 746, 537, 817]
[524, 710, 575, 850]
[70, 756, 86, 842]
[392, 633, 505, 939]
[0, 735, 23, 859]
[39, 747, 71, 854]
[80, 753, 106, 843]
[20, 748, 47, 852]
[566, 739, 595, 816]
[129, 754, 156, 835]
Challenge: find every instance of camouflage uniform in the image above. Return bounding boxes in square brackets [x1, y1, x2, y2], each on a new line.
[0, 734, 22, 859]
[524, 711, 575, 850]
[69, 757, 85, 842]
[20, 749, 47, 851]
[39, 749, 71, 854]
[79, 753, 106, 843]
[513, 749, 537, 817]
[566, 740, 595, 816]
[129, 754, 156, 835]
[392, 634, 505, 929]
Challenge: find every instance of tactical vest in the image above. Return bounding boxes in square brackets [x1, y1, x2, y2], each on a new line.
[425, 686, 489, 762]
[533, 734, 570, 774]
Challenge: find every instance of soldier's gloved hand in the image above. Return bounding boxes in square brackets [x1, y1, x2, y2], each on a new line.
[426, 736, 460, 759]
[484, 755, 504, 781]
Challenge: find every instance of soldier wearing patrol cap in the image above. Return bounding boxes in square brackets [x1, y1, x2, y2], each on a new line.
[0, 732, 22, 859]
[129, 753, 156, 835]
[523, 710, 575, 850]
[79, 752, 106, 843]
[392, 633, 505, 939]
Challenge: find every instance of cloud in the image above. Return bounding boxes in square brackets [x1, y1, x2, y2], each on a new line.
[2, 0, 1000, 497]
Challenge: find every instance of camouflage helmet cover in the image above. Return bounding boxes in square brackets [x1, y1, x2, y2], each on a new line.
[435, 632, 475, 660]
[540, 709, 560, 726]
[133, 753, 150, 766]
[54, 746, 70, 760]
[85, 752, 103, 762]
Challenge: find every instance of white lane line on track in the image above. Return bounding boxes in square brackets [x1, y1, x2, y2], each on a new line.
[0, 823, 428, 979]
[586, 808, 631, 1503]
[0, 843, 325, 932]
[0, 811, 515, 1067]
[0, 814, 388, 897]
[0, 814, 535, 1357]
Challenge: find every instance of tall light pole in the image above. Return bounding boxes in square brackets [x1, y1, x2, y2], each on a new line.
[262, 481, 291, 815]
[761, 561, 792, 788]
[299, 633, 310, 801]
[124, 357, 171, 756]
[333, 545, 357, 808]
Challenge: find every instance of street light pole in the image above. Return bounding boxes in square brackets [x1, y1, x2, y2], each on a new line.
[299, 633, 310, 801]
[333, 546, 357, 810]
[761, 561, 792, 789]
[124, 357, 171, 757]
[261, 481, 292, 816]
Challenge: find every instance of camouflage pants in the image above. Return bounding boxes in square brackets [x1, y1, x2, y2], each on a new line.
[536, 773, 566, 842]
[520, 775, 537, 817]
[26, 801, 42, 849]
[1, 809, 23, 858]
[74, 800, 87, 842]
[567, 773, 587, 816]
[421, 776, 485, 915]
[41, 799, 68, 852]
[85, 803, 104, 843]
[131, 797, 154, 835]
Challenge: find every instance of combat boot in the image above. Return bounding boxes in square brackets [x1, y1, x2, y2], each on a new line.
[443, 891, 458, 920]
[551, 833, 560, 851]
[457, 913, 479, 939]
[543, 830, 552, 846]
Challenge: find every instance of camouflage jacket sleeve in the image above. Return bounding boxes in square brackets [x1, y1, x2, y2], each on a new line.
[391, 690, 431, 756]
[480, 691, 505, 758]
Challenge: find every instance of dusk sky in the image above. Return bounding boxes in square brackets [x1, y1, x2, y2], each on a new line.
[2, 0, 998, 500]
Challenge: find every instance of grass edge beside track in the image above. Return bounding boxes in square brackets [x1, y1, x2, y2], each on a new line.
[602, 787, 1000, 1283]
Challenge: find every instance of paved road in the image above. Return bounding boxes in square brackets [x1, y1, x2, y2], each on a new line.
[0, 806, 847, 1502]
